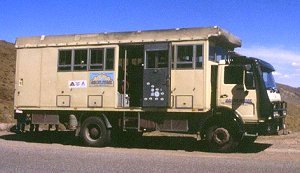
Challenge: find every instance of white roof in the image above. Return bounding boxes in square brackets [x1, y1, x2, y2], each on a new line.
[15, 26, 241, 49]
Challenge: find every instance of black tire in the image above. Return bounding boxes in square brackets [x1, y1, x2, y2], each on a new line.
[206, 124, 240, 153]
[81, 116, 111, 147]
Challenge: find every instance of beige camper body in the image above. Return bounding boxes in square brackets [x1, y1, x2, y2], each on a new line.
[14, 27, 286, 152]
[15, 27, 240, 112]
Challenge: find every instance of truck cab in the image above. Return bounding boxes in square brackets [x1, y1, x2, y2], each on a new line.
[217, 55, 287, 135]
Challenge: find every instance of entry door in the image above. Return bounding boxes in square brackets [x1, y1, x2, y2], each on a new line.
[217, 65, 257, 119]
[142, 43, 170, 107]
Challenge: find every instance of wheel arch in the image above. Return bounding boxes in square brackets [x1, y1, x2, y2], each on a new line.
[79, 112, 112, 129]
[201, 107, 245, 139]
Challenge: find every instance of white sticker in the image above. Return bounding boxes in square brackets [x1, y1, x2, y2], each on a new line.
[69, 80, 87, 88]
[154, 91, 160, 97]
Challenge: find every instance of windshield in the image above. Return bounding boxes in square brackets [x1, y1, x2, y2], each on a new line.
[262, 71, 277, 89]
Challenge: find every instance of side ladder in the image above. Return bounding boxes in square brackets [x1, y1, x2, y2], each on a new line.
[122, 112, 141, 132]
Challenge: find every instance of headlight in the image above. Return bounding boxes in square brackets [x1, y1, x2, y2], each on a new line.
[15, 109, 23, 113]
[273, 111, 279, 117]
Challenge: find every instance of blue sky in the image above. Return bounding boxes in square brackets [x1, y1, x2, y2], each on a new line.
[1, 0, 300, 87]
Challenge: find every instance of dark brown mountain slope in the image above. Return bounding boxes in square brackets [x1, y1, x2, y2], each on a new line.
[0, 40, 15, 122]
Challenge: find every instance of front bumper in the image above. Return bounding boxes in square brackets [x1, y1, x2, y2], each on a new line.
[264, 101, 288, 135]
[270, 101, 287, 119]
[244, 101, 288, 135]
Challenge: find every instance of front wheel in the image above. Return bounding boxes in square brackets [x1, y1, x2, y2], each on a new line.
[81, 116, 111, 147]
[206, 125, 240, 152]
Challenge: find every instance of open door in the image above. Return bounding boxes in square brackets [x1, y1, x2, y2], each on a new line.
[142, 43, 170, 107]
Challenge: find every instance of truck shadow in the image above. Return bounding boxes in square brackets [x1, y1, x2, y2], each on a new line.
[0, 131, 272, 153]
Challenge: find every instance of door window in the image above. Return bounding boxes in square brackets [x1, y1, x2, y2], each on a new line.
[224, 66, 243, 84]
[146, 50, 168, 68]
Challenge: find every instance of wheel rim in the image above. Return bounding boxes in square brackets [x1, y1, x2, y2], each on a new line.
[85, 124, 102, 141]
[212, 128, 230, 145]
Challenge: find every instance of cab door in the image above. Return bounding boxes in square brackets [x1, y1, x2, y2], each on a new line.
[217, 65, 257, 120]
[142, 43, 170, 107]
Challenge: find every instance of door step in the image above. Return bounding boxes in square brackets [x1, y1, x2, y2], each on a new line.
[123, 112, 141, 132]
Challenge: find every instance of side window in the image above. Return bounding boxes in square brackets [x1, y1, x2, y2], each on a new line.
[177, 45, 193, 68]
[58, 50, 72, 71]
[58, 47, 115, 72]
[209, 45, 227, 62]
[196, 45, 203, 68]
[106, 48, 114, 70]
[74, 49, 87, 71]
[175, 44, 203, 69]
[245, 64, 255, 89]
[224, 66, 243, 84]
[209, 46, 216, 61]
[90, 49, 104, 71]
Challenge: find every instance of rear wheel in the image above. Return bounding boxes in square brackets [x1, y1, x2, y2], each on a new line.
[81, 116, 111, 147]
[206, 124, 240, 152]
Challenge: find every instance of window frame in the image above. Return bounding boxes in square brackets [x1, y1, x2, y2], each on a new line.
[173, 44, 204, 70]
[209, 44, 228, 62]
[89, 48, 105, 71]
[105, 48, 115, 70]
[58, 50, 73, 72]
[57, 47, 115, 72]
[224, 65, 244, 85]
[145, 50, 169, 69]
[73, 49, 88, 71]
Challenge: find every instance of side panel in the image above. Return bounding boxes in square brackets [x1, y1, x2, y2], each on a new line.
[55, 46, 118, 108]
[40, 48, 58, 107]
[170, 70, 204, 109]
[17, 45, 119, 109]
[15, 48, 41, 107]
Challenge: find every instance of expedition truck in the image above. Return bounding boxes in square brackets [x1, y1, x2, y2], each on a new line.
[14, 26, 287, 152]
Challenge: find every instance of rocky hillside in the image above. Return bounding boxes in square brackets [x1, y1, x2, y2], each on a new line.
[277, 84, 300, 105]
[0, 40, 16, 122]
[277, 84, 300, 131]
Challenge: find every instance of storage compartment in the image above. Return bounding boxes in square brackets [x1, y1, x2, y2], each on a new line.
[88, 95, 103, 108]
[175, 95, 193, 108]
[56, 95, 70, 107]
